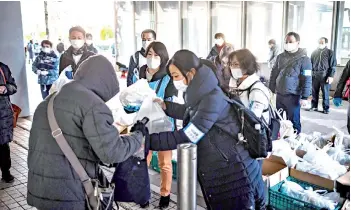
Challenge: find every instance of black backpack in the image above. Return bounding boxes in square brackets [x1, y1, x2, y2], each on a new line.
[226, 82, 280, 159]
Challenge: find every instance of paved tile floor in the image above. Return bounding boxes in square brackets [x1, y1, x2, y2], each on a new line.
[0, 124, 205, 210]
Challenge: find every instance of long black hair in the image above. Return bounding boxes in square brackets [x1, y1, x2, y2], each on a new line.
[145, 41, 169, 70]
[167, 49, 218, 83]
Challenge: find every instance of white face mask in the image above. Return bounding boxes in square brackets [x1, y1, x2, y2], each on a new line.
[173, 79, 188, 92]
[230, 68, 243, 80]
[284, 43, 298, 52]
[71, 40, 85, 49]
[42, 47, 51, 54]
[147, 57, 161, 70]
[86, 40, 93, 45]
[319, 44, 326, 49]
[146, 70, 153, 82]
[215, 38, 224, 46]
[142, 41, 152, 50]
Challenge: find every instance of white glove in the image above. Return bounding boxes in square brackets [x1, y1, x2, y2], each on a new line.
[36, 70, 41, 75]
[327, 77, 334, 84]
[41, 71, 48, 76]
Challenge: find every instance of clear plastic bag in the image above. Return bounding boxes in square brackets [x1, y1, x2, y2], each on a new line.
[327, 127, 350, 166]
[119, 79, 156, 107]
[49, 65, 73, 94]
[135, 96, 173, 134]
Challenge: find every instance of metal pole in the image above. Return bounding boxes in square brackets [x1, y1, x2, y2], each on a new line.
[177, 143, 197, 210]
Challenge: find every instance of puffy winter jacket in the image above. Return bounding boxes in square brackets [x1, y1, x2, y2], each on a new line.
[206, 45, 220, 62]
[0, 62, 17, 145]
[148, 64, 265, 209]
[27, 55, 143, 210]
[32, 51, 59, 85]
[335, 60, 350, 99]
[311, 47, 337, 77]
[214, 58, 232, 94]
[269, 48, 312, 99]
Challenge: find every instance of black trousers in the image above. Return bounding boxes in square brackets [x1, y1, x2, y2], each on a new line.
[312, 74, 330, 111]
[0, 143, 11, 176]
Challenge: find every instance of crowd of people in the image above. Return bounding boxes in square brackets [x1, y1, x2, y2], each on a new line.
[0, 25, 349, 210]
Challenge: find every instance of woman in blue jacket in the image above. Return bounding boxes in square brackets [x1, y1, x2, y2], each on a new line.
[121, 41, 178, 208]
[151, 50, 265, 210]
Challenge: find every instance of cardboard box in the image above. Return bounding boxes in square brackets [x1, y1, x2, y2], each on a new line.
[262, 156, 289, 205]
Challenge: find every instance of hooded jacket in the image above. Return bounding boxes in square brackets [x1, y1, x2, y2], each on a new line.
[58, 45, 95, 75]
[0, 62, 17, 145]
[269, 48, 312, 99]
[148, 64, 265, 209]
[27, 55, 143, 210]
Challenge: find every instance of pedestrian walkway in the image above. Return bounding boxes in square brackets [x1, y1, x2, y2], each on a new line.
[0, 119, 206, 210]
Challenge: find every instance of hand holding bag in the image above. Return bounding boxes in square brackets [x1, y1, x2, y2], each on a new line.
[47, 93, 115, 210]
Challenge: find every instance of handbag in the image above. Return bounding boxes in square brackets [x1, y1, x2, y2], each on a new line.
[47, 93, 115, 210]
[0, 66, 21, 128]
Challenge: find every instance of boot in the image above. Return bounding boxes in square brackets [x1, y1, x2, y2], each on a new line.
[159, 195, 170, 209]
[1, 172, 14, 183]
[140, 201, 149, 208]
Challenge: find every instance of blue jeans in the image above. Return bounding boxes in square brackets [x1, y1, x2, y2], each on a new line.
[276, 93, 301, 133]
[40, 84, 52, 99]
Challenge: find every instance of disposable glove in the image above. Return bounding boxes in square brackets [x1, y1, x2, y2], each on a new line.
[333, 98, 342, 107]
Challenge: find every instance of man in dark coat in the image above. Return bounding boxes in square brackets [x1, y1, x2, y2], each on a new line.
[27, 55, 146, 210]
[310, 37, 337, 114]
[148, 50, 265, 209]
[59, 26, 95, 76]
[0, 62, 17, 183]
[56, 38, 65, 55]
[126, 29, 156, 86]
[269, 32, 312, 133]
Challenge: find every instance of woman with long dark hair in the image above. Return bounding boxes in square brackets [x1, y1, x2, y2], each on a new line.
[151, 50, 265, 209]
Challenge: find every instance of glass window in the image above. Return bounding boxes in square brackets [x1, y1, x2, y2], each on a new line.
[288, 2, 334, 57]
[115, 1, 135, 65]
[156, 2, 181, 57]
[182, 1, 209, 58]
[134, 2, 155, 50]
[246, 1, 284, 62]
[336, 1, 350, 65]
[211, 1, 242, 49]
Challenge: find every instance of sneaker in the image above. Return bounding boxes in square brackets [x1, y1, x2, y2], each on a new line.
[323, 110, 330, 114]
[1, 173, 15, 183]
[309, 108, 318, 112]
[159, 195, 170, 209]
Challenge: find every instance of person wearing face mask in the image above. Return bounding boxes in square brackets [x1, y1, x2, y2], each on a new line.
[85, 33, 98, 54]
[206, 33, 228, 62]
[127, 29, 156, 87]
[32, 40, 59, 99]
[310, 37, 337, 114]
[59, 26, 95, 75]
[125, 41, 178, 208]
[269, 32, 312, 134]
[268, 39, 280, 70]
[213, 43, 234, 93]
[226, 49, 271, 124]
[151, 50, 266, 210]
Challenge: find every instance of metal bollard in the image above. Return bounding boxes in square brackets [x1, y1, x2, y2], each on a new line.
[177, 143, 197, 210]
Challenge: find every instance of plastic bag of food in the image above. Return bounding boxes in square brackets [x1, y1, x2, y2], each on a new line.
[49, 65, 73, 94]
[327, 127, 350, 165]
[272, 140, 299, 167]
[135, 96, 173, 134]
[119, 79, 156, 108]
[112, 108, 137, 126]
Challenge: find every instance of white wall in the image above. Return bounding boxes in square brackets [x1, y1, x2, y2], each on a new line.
[0, 1, 30, 116]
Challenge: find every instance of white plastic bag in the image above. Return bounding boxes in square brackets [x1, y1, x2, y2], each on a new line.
[49, 65, 73, 94]
[272, 140, 299, 168]
[327, 127, 350, 165]
[135, 96, 173, 134]
[112, 108, 137, 126]
[119, 79, 156, 107]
